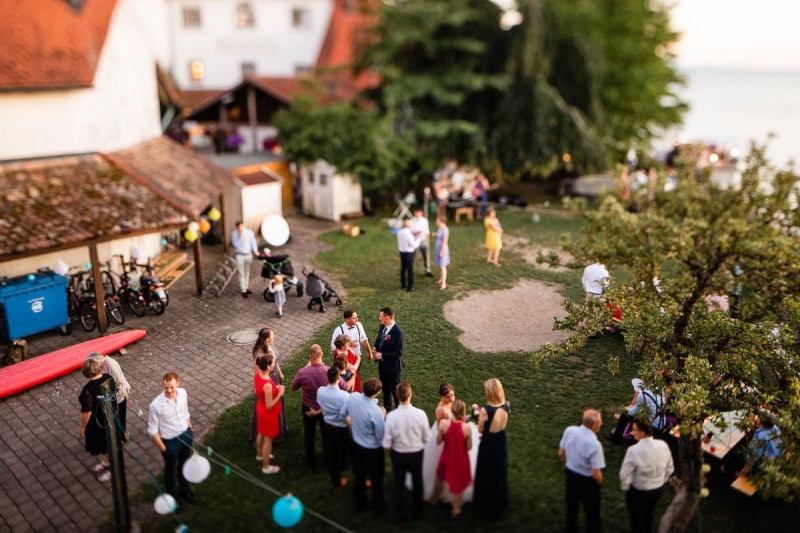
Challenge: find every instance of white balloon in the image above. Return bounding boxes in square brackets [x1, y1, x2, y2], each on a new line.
[188, 221, 200, 232]
[130, 247, 142, 260]
[154, 494, 177, 515]
[53, 261, 69, 276]
[182, 454, 211, 483]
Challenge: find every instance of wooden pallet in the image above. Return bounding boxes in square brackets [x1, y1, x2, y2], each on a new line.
[152, 252, 187, 278]
[161, 261, 194, 289]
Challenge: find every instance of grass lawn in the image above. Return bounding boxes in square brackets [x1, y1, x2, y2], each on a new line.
[146, 207, 800, 532]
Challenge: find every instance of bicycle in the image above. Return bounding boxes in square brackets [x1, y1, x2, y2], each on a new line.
[82, 269, 126, 330]
[105, 256, 147, 317]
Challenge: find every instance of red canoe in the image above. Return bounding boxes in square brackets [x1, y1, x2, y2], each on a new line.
[0, 329, 146, 399]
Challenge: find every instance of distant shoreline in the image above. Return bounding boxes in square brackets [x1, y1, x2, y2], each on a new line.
[676, 65, 800, 76]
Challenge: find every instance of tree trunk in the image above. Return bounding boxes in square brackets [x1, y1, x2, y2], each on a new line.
[657, 434, 703, 533]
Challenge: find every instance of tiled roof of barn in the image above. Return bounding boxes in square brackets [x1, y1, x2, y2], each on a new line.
[0, 154, 185, 259]
[103, 136, 236, 220]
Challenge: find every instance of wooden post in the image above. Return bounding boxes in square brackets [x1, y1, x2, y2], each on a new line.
[89, 244, 108, 333]
[193, 235, 203, 296]
[100, 378, 131, 532]
[247, 86, 258, 152]
[219, 193, 228, 250]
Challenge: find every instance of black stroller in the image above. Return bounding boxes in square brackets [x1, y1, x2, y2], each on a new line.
[302, 267, 342, 312]
[259, 249, 304, 303]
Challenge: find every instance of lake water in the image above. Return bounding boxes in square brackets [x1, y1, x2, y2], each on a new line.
[662, 67, 800, 168]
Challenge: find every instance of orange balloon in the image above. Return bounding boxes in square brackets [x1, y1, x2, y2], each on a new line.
[199, 219, 211, 234]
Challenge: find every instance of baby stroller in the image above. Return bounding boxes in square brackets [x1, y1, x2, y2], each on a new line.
[259, 248, 304, 303]
[303, 267, 342, 312]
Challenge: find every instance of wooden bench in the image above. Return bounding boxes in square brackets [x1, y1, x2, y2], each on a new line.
[454, 206, 474, 223]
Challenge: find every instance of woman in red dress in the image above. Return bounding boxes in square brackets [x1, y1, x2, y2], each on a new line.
[429, 399, 473, 517]
[255, 351, 284, 474]
[333, 334, 361, 392]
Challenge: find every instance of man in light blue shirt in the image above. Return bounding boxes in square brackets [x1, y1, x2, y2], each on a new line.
[559, 409, 605, 533]
[340, 377, 386, 514]
[231, 221, 258, 297]
[317, 366, 351, 491]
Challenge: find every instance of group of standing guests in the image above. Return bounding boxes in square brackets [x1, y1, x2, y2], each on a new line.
[396, 210, 450, 292]
[247, 305, 511, 525]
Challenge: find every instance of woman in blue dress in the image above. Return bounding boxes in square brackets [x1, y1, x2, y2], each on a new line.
[434, 217, 450, 290]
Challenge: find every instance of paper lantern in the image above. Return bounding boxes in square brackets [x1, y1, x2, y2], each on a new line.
[53, 261, 69, 276]
[272, 494, 304, 528]
[154, 494, 177, 515]
[188, 221, 200, 233]
[260, 215, 290, 247]
[182, 454, 211, 484]
[207, 208, 222, 222]
[199, 219, 211, 234]
[184, 229, 199, 243]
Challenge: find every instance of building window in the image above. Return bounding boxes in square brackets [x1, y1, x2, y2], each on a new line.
[236, 3, 255, 28]
[294, 65, 314, 75]
[182, 7, 202, 28]
[319, 173, 328, 186]
[292, 8, 309, 28]
[189, 61, 205, 82]
[241, 62, 256, 78]
[307, 173, 315, 185]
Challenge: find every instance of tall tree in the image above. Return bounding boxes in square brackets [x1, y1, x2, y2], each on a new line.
[493, 0, 686, 174]
[537, 149, 800, 531]
[272, 97, 414, 199]
[360, 0, 510, 174]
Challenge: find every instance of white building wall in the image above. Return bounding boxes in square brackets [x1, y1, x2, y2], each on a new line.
[0, 0, 163, 161]
[0, 234, 164, 279]
[241, 180, 283, 230]
[167, 0, 333, 89]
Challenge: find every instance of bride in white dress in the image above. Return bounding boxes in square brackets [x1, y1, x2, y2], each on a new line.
[408, 384, 479, 503]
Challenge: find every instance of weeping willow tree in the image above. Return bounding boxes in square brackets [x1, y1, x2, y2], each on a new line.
[491, 0, 686, 175]
[537, 148, 800, 531]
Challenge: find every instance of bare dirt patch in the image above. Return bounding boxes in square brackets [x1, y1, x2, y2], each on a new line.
[444, 279, 570, 353]
[503, 235, 573, 272]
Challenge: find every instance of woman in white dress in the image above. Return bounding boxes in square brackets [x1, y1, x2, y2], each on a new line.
[414, 384, 480, 504]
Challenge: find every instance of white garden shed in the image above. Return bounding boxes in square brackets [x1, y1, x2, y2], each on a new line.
[301, 159, 363, 221]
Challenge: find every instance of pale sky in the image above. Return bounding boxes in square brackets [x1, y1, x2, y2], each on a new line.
[670, 1, 800, 72]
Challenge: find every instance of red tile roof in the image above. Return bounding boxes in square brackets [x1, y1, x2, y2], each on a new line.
[0, 0, 118, 90]
[237, 171, 281, 186]
[316, 0, 381, 91]
[176, 89, 224, 111]
[0, 154, 185, 259]
[103, 136, 237, 219]
[249, 77, 318, 105]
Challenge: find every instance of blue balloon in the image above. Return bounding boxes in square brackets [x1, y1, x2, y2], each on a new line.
[161, 239, 168, 246]
[27, 274, 35, 281]
[272, 495, 303, 528]
[85, 263, 92, 269]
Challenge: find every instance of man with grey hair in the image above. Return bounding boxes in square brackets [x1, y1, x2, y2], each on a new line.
[559, 409, 606, 533]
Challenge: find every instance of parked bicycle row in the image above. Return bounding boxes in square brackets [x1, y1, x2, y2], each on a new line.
[63, 255, 169, 332]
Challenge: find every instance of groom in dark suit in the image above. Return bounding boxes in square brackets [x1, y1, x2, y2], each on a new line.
[373, 306, 405, 411]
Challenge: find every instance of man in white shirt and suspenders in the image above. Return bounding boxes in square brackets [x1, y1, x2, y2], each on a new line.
[331, 309, 374, 362]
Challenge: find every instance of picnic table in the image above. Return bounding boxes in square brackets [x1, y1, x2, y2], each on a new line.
[702, 410, 748, 459]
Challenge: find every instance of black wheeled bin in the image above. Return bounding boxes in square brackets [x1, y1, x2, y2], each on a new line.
[0, 270, 69, 341]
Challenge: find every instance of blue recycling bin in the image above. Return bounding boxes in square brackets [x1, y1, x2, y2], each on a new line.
[0, 270, 69, 341]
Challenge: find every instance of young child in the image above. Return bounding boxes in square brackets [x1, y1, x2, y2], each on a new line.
[269, 274, 286, 318]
